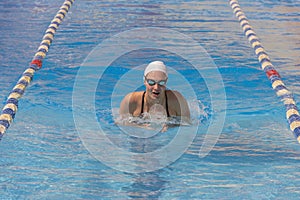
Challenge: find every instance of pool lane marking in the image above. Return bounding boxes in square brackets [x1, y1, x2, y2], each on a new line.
[229, 0, 300, 143]
[0, 0, 75, 140]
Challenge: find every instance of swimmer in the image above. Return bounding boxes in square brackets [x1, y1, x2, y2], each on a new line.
[119, 61, 191, 131]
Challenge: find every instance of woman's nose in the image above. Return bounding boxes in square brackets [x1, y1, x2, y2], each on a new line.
[153, 83, 159, 89]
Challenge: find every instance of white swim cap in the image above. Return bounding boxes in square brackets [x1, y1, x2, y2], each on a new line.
[144, 61, 168, 78]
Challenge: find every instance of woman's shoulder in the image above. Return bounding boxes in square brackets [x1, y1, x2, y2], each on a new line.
[124, 91, 144, 102]
[166, 90, 184, 99]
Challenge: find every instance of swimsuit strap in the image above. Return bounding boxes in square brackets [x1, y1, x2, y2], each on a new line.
[141, 91, 146, 115]
[141, 91, 170, 117]
[165, 91, 170, 117]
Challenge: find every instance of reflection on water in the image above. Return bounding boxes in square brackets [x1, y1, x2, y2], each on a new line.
[123, 171, 167, 199]
[122, 138, 167, 199]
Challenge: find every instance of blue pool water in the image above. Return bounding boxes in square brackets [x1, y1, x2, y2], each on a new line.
[1, 0, 300, 199]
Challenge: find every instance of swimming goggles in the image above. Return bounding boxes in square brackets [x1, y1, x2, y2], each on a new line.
[144, 77, 167, 86]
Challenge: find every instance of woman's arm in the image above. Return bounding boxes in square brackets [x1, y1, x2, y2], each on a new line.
[170, 90, 191, 124]
[119, 93, 132, 116]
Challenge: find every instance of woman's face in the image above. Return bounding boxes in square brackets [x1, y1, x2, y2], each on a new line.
[144, 71, 168, 100]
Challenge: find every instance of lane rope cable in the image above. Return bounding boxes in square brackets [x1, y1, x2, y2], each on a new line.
[0, 0, 75, 140]
[229, 0, 300, 143]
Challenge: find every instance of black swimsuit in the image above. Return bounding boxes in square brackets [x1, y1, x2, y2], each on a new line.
[141, 91, 170, 117]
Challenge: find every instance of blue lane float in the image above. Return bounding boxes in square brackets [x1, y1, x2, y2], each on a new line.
[229, 0, 300, 143]
[0, 0, 75, 140]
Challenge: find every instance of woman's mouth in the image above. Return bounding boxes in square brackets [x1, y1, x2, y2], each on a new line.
[152, 91, 160, 97]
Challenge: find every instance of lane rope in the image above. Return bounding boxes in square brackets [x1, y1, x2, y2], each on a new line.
[229, 0, 300, 143]
[0, 0, 75, 140]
